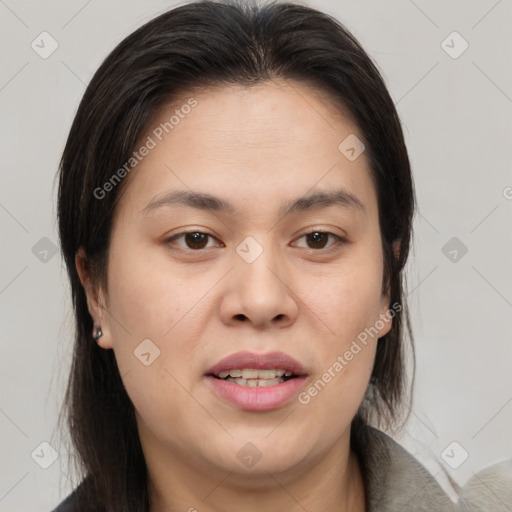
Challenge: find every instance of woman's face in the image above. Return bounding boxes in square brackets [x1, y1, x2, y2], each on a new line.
[79, 79, 392, 483]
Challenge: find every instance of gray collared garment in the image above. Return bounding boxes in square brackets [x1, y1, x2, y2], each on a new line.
[352, 423, 511, 512]
[352, 424, 456, 511]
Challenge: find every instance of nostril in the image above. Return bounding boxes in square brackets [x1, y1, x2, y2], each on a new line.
[234, 314, 246, 321]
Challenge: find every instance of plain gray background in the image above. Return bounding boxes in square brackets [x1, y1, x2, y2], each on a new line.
[1, 0, 511, 510]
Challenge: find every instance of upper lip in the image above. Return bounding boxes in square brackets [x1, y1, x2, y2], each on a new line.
[206, 351, 308, 376]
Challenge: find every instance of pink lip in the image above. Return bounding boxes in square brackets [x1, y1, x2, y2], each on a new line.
[205, 376, 308, 411]
[204, 351, 308, 411]
[205, 351, 307, 376]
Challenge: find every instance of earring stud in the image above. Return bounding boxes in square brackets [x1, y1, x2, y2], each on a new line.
[93, 325, 103, 341]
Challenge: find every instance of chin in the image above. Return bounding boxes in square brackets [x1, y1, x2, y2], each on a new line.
[202, 434, 316, 481]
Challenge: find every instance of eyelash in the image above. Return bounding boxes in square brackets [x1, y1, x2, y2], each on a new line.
[165, 229, 346, 253]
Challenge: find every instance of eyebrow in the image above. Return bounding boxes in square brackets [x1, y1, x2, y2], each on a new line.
[140, 188, 365, 217]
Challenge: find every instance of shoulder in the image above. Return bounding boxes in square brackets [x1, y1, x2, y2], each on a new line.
[51, 487, 80, 512]
[50, 478, 105, 512]
[352, 424, 457, 512]
[458, 459, 512, 511]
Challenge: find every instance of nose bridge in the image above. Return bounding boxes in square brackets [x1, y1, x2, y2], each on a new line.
[225, 234, 298, 327]
[235, 234, 284, 294]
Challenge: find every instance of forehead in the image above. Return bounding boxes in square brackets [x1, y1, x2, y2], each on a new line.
[113, 79, 377, 223]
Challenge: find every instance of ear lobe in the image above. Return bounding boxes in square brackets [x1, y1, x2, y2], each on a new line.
[75, 247, 112, 349]
[377, 304, 393, 338]
[377, 286, 393, 338]
[379, 261, 394, 338]
[377, 239, 401, 339]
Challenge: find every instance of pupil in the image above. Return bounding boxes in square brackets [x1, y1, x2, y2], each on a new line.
[308, 232, 327, 249]
[186, 232, 207, 249]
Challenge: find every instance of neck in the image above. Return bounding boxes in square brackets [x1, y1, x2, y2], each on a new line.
[144, 428, 366, 512]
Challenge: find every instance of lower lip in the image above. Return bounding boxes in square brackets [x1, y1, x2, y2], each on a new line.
[205, 375, 308, 411]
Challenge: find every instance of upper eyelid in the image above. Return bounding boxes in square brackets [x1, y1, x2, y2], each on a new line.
[167, 231, 223, 247]
[294, 232, 343, 242]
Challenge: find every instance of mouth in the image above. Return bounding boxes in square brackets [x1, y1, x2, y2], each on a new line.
[204, 351, 308, 410]
[209, 368, 300, 387]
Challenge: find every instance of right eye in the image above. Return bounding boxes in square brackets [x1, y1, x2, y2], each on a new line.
[165, 231, 223, 250]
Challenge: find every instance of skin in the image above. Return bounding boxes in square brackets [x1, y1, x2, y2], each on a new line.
[76, 78, 393, 512]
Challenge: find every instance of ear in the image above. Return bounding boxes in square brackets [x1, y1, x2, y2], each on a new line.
[377, 239, 401, 338]
[392, 239, 400, 260]
[75, 247, 113, 349]
[377, 296, 393, 338]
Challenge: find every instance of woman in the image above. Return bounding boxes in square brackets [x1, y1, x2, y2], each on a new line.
[53, 1, 458, 510]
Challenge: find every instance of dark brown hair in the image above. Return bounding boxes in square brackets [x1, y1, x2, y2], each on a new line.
[56, 1, 415, 510]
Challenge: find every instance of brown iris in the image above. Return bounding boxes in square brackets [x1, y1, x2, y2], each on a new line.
[305, 232, 330, 249]
[185, 232, 209, 249]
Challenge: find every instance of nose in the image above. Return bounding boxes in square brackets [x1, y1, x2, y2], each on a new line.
[219, 243, 299, 330]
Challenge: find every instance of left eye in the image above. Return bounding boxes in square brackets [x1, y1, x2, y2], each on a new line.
[293, 231, 343, 250]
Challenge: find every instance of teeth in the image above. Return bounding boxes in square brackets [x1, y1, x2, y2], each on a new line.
[216, 368, 294, 380]
[226, 377, 247, 386]
[225, 377, 284, 387]
[241, 369, 259, 379]
[257, 378, 283, 387]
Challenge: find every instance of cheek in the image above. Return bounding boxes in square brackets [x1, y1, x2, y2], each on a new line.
[121, 363, 210, 461]
[310, 254, 385, 343]
[105, 244, 214, 399]
[297, 251, 383, 415]
[298, 306, 378, 433]
[107, 241, 196, 338]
